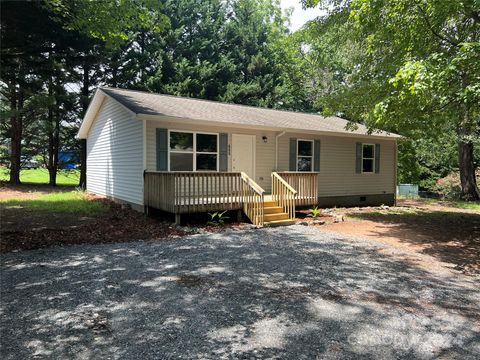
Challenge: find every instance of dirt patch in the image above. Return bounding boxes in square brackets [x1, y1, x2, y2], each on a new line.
[0, 185, 188, 253]
[2, 207, 96, 232]
[322, 200, 480, 275]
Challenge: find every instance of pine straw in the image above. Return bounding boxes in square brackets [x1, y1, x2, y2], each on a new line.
[1, 199, 187, 253]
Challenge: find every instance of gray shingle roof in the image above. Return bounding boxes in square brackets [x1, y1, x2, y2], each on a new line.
[100, 87, 400, 138]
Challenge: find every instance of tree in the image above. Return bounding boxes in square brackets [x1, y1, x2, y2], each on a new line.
[2, 0, 303, 188]
[305, 0, 480, 200]
[0, 1, 66, 184]
[44, 0, 169, 187]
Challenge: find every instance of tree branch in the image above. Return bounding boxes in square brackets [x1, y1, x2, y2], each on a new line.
[414, 1, 459, 48]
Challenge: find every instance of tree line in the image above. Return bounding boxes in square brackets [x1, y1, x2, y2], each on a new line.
[1, 0, 479, 200]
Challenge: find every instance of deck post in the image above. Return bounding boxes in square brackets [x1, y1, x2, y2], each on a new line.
[175, 213, 181, 225]
[237, 209, 243, 222]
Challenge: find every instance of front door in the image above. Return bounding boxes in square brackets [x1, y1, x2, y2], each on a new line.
[231, 134, 255, 178]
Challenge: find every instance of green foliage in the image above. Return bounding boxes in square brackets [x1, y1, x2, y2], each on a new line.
[206, 210, 230, 226]
[433, 178, 463, 201]
[307, 206, 321, 218]
[0, 168, 80, 186]
[304, 0, 480, 198]
[0, 190, 108, 215]
[44, 0, 169, 48]
[431, 170, 480, 200]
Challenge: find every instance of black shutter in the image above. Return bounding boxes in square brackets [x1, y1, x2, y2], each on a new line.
[314, 140, 320, 172]
[289, 138, 297, 171]
[219, 133, 228, 171]
[375, 143, 380, 173]
[355, 142, 362, 174]
[156, 128, 168, 171]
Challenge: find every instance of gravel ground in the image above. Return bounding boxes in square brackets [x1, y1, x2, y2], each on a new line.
[1, 225, 479, 359]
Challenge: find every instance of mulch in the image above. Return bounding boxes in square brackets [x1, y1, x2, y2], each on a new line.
[1, 199, 188, 253]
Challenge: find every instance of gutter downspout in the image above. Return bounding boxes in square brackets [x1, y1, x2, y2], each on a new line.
[275, 131, 286, 171]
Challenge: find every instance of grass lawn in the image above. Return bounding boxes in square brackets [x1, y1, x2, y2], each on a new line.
[0, 190, 109, 215]
[396, 196, 480, 211]
[452, 201, 480, 210]
[0, 168, 80, 186]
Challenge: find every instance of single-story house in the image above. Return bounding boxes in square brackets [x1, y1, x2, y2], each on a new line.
[78, 87, 401, 226]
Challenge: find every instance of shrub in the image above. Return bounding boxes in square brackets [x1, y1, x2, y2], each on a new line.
[433, 170, 480, 200]
[307, 206, 321, 218]
[206, 210, 229, 226]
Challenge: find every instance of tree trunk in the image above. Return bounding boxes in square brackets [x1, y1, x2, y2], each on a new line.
[79, 58, 90, 189]
[47, 112, 55, 186]
[9, 85, 22, 185]
[47, 77, 56, 186]
[458, 140, 479, 200]
[50, 108, 60, 187]
[457, 108, 480, 200]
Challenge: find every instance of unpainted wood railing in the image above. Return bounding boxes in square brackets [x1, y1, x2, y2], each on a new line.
[144, 171, 243, 214]
[276, 172, 319, 206]
[144, 171, 266, 225]
[240, 172, 265, 226]
[271, 172, 297, 219]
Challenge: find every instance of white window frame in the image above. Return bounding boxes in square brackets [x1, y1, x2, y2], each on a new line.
[168, 130, 219, 171]
[296, 139, 314, 172]
[361, 143, 375, 174]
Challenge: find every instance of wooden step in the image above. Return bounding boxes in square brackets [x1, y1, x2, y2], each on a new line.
[263, 212, 290, 222]
[264, 219, 296, 227]
[263, 200, 278, 207]
[264, 206, 284, 214]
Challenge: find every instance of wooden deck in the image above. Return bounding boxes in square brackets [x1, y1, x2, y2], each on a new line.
[144, 171, 319, 225]
[144, 172, 244, 214]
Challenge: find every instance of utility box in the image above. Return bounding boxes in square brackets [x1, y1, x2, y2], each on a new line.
[397, 184, 419, 198]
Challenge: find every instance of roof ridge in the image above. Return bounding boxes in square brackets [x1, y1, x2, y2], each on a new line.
[99, 86, 346, 121]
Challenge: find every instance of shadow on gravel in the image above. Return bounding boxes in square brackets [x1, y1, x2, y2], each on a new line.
[1, 227, 479, 359]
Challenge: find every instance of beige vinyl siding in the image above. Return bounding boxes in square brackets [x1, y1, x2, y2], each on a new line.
[146, 120, 276, 191]
[146, 120, 396, 197]
[277, 133, 395, 196]
[87, 97, 144, 205]
[254, 130, 275, 191]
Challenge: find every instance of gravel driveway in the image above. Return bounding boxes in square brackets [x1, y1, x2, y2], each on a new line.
[1, 226, 479, 359]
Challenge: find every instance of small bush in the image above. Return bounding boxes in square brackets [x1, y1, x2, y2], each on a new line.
[307, 206, 321, 218]
[432, 170, 479, 200]
[206, 210, 229, 226]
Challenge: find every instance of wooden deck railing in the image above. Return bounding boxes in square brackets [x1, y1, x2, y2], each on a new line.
[240, 172, 265, 226]
[145, 171, 318, 224]
[144, 171, 243, 214]
[276, 172, 319, 207]
[271, 172, 297, 219]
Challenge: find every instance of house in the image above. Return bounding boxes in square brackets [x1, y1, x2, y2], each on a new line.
[78, 87, 401, 226]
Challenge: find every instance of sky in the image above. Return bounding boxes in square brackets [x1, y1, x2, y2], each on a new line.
[280, 0, 325, 31]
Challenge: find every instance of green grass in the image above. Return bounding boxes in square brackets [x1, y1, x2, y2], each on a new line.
[0, 190, 109, 215]
[347, 208, 423, 220]
[0, 168, 80, 186]
[414, 197, 480, 210]
[452, 201, 480, 210]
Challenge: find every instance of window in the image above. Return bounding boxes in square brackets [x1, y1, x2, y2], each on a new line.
[362, 144, 375, 173]
[297, 140, 313, 172]
[196, 133, 217, 170]
[169, 131, 218, 171]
